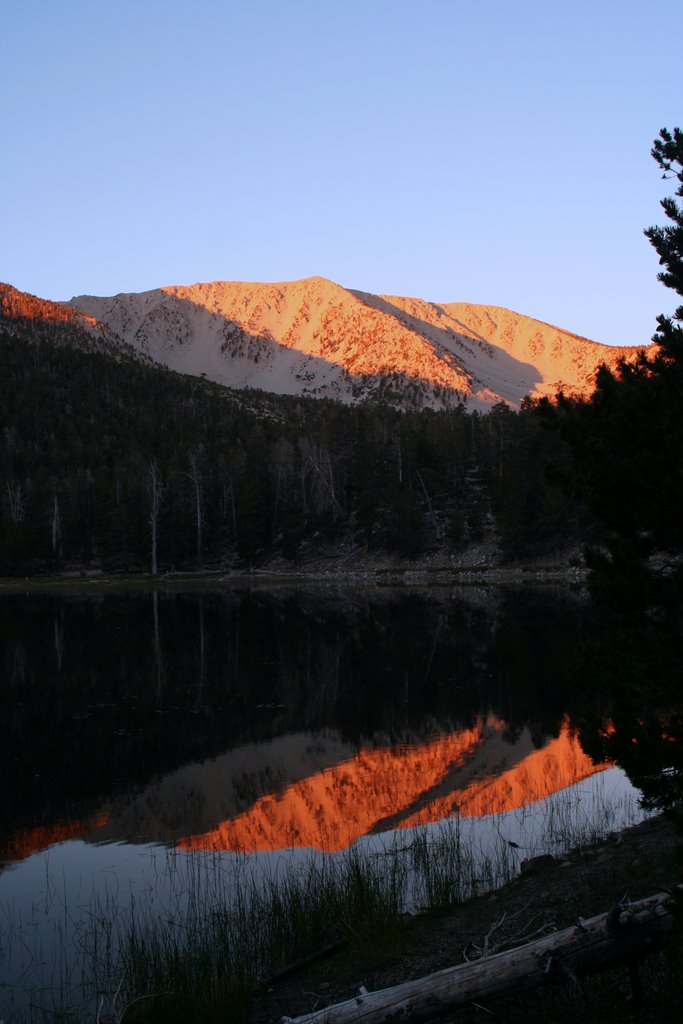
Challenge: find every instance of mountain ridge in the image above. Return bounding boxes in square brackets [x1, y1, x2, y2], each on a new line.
[0, 281, 150, 364]
[66, 276, 648, 411]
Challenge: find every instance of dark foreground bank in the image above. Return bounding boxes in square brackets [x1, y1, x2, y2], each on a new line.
[249, 813, 682, 1024]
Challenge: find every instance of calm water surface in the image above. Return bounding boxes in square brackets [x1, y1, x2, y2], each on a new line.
[0, 584, 647, 1020]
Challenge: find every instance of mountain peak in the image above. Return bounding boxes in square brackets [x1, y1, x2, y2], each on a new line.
[63, 277, 651, 411]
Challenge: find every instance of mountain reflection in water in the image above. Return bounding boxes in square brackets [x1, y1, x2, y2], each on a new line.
[1, 585, 616, 863]
[3, 719, 609, 862]
[177, 718, 607, 853]
[0, 584, 665, 1024]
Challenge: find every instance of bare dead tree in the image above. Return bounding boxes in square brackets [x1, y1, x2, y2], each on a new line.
[187, 448, 205, 568]
[6, 480, 25, 524]
[300, 438, 342, 520]
[146, 460, 164, 576]
[220, 477, 238, 543]
[152, 589, 164, 700]
[51, 494, 62, 557]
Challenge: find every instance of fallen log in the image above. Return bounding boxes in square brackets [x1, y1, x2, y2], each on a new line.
[266, 940, 347, 985]
[282, 888, 678, 1024]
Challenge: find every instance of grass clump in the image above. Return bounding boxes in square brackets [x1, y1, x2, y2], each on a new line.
[9, 786, 646, 1023]
[103, 844, 411, 1022]
[104, 822, 533, 1021]
[410, 820, 518, 909]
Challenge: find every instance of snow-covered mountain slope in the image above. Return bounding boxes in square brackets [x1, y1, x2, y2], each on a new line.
[68, 277, 648, 410]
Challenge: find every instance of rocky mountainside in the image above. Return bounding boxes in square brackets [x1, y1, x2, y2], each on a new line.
[68, 277, 647, 411]
[0, 282, 148, 364]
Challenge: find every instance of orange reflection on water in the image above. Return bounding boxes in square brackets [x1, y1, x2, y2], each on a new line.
[1, 813, 109, 863]
[178, 719, 610, 854]
[399, 725, 606, 827]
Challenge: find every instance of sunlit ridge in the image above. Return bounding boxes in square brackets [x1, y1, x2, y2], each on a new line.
[179, 719, 609, 854]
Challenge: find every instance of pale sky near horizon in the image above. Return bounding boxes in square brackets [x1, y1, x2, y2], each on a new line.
[2, 0, 681, 347]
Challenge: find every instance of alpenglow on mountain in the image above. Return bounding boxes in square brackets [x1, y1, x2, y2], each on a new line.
[67, 277, 646, 411]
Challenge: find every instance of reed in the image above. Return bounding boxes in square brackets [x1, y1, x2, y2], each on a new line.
[1, 781, 645, 1023]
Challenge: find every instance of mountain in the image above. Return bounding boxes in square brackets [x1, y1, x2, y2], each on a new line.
[0, 282, 149, 365]
[0, 277, 612, 574]
[67, 277, 647, 411]
[176, 719, 607, 853]
[3, 719, 609, 858]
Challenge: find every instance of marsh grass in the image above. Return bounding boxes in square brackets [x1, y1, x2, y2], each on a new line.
[100, 844, 411, 1023]
[2, 780, 645, 1023]
[106, 782, 642, 1022]
[409, 820, 518, 909]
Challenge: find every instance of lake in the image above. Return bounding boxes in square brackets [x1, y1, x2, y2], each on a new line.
[0, 583, 648, 1021]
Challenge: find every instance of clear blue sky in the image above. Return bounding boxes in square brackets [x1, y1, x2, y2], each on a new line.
[2, 0, 681, 346]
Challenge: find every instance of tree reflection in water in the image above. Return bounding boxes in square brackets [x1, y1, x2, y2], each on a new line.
[576, 610, 683, 815]
[0, 584, 671, 860]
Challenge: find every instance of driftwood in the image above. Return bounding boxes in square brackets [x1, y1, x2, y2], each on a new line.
[282, 889, 678, 1024]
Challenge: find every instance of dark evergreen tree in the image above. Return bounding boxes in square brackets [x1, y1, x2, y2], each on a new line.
[645, 127, 683, 360]
[1, 280, 587, 574]
[537, 127, 683, 614]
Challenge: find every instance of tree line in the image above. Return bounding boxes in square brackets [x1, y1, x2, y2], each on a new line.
[8, 115, 682, 584]
[0, 288, 584, 575]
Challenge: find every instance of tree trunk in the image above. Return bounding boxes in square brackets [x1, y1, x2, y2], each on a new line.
[152, 590, 163, 699]
[188, 450, 204, 568]
[52, 494, 61, 556]
[147, 460, 163, 575]
[282, 889, 678, 1024]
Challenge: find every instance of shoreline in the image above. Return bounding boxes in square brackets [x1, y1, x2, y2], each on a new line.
[0, 544, 588, 594]
[251, 811, 682, 1024]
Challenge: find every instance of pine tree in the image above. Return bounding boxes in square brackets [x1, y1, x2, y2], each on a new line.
[644, 127, 683, 360]
[540, 127, 683, 613]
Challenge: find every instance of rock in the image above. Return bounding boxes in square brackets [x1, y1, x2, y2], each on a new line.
[520, 854, 556, 876]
